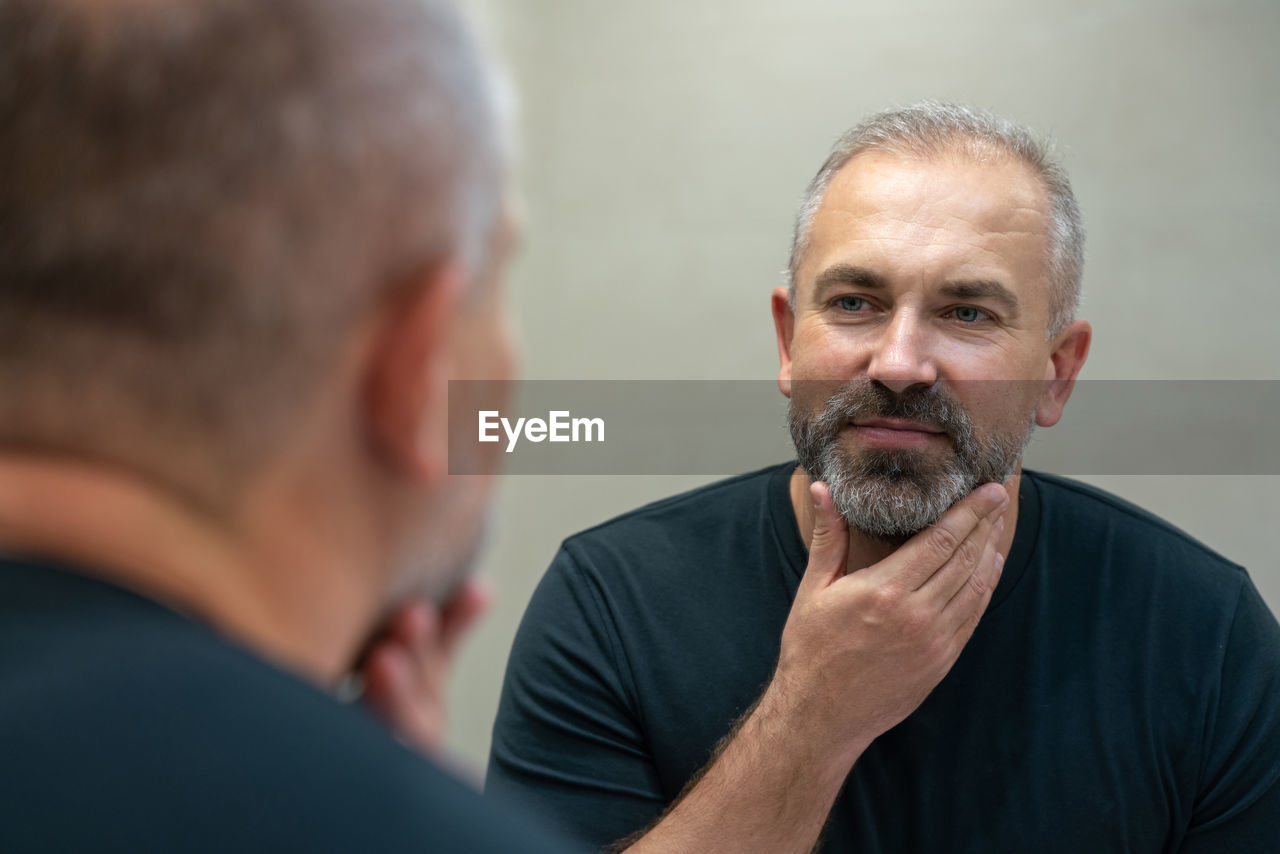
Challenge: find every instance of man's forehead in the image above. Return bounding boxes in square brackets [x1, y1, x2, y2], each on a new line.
[799, 149, 1052, 294]
[822, 149, 1050, 232]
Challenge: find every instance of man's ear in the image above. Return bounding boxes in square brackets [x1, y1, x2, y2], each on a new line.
[772, 286, 796, 399]
[1036, 319, 1092, 428]
[364, 259, 466, 485]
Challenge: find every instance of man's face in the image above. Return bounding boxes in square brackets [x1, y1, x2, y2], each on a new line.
[777, 150, 1063, 540]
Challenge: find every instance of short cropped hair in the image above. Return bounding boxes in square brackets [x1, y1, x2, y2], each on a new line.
[787, 102, 1084, 337]
[0, 0, 507, 504]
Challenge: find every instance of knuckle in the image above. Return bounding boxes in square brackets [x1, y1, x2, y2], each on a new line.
[969, 494, 995, 520]
[924, 632, 951, 661]
[809, 527, 832, 551]
[928, 524, 962, 559]
[901, 606, 932, 638]
[966, 570, 989, 598]
[956, 536, 981, 568]
[962, 606, 984, 635]
[869, 584, 900, 614]
[949, 498, 985, 528]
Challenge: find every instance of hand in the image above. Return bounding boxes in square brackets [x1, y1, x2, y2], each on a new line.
[358, 579, 491, 755]
[767, 481, 1008, 766]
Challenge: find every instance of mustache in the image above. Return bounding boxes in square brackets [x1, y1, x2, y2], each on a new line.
[806, 380, 975, 444]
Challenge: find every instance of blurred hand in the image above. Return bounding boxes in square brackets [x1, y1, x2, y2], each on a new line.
[358, 579, 491, 755]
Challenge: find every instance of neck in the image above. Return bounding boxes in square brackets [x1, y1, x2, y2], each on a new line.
[790, 464, 1021, 570]
[0, 453, 380, 686]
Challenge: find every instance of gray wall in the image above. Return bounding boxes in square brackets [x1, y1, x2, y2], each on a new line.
[448, 0, 1280, 769]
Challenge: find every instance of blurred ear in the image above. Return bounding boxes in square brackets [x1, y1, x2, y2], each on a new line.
[1036, 319, 1091, 428]
[364, 259, 466, 485]
[772, 286, 796, 398]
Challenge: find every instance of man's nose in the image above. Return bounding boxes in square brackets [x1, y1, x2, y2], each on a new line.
[866, 312, 937, 394]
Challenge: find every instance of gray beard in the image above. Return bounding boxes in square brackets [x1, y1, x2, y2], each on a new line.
[789, 380, 1034, 541]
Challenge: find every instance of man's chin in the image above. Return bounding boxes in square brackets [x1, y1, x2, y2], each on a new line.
[826, 469, 968, 543]
[838, 505, 932, 546]
[857, 527, 916, 549]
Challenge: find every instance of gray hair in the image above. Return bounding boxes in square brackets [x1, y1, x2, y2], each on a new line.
[787, 102, 1084, 337]
[0, 0, 509, 505]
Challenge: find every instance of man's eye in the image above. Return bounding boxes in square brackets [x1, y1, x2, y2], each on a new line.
[836, 295, 867, 312]
[951, 306, 990, 323]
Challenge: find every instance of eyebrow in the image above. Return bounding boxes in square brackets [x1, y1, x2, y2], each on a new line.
[940, 280, 1020, 320]
[810, 265, 889, 304]
[810, 264, 1021, 320]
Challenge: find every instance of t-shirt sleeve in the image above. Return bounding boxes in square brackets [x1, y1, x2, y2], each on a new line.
[487, 545, 668, 850]
[1179, 575, 1280, 852]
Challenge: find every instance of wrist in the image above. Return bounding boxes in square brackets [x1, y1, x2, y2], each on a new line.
[753, 675, 872, 783]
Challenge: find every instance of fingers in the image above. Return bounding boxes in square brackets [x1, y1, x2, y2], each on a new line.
[438, 578, 492, 661]
[942, 531, 1004, 640]
[383, 599, 436, 647]
[360, 630, 445, 754]
[941, 512, 1002, 611]
[884, 482, 1008, 590]
[369, 580, 490, 664]
[356, 582, 490, 757]
[918, 511, 1002, 604]
[797, 482, 850, 597]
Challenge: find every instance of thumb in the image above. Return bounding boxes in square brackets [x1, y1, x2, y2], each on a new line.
[801, 481, 849, 592]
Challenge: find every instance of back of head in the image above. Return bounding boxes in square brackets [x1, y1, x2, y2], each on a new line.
[0, 0, 507, 507]
[788, 102, 1084, 337]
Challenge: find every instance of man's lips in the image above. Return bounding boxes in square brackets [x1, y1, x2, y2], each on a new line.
[854, 418, 944, 433]
[849, 418, 947, 448]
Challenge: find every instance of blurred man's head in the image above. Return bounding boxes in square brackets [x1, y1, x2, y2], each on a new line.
[773, 104, 1091, 540]
[0, 0, 514, 606]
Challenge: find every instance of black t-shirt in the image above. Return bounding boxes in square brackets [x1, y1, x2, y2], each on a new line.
[0, 555, 575, 853]
[488, 464, 1280, 852]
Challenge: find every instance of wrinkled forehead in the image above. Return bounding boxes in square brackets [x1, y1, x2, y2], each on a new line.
[800, 149, 1053, 300]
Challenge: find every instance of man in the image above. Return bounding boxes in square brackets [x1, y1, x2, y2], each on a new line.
[0, 0, 572, 850]
[487, 104, 1280, 852]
